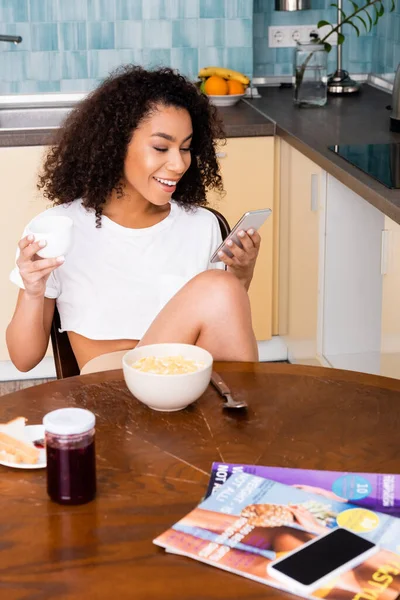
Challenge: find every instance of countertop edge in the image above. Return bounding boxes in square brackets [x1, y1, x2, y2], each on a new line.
[275, 125, 400, 225]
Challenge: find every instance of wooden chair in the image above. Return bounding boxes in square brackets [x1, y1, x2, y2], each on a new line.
[51, 207, 231, 379]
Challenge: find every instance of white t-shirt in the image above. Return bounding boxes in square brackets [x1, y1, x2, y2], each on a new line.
[10, 199, 224, 340]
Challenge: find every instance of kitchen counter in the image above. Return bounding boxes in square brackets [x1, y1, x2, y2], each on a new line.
[2, 84, 399, 224]
[245, 84, 400, 225]
[0, 99, 274, 147]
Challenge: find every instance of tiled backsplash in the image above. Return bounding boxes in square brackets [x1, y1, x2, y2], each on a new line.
[254, 0, 375, 78]
[0, 0, 253, 93]
[373, 1, 400, 74]
[0, 0, 398, 94]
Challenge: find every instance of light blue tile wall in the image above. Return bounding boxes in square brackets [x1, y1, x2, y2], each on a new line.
[0, 0, 253, 94]
[373, 1, 400, 74]
[253, 0, 376, 78]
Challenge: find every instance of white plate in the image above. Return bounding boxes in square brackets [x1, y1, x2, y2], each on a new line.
[0, 424, 46, 469]
[207, 93, 245, 107]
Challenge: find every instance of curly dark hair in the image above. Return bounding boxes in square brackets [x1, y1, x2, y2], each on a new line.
[38, 65, 226, 226]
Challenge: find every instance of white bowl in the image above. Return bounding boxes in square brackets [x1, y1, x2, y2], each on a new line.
[27, 215, 73, 258]
[207, 93, 245, 107]
[122, 343, 213, 412]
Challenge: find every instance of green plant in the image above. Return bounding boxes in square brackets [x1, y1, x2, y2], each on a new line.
[317, 0, 396, 53]
[294, 0, 397, 103]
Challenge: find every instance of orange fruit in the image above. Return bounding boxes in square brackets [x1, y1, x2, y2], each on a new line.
[227, 80, 245, 95]
[204, 75, 228, 96]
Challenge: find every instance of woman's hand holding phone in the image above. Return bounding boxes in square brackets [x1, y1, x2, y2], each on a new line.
[17, 235, 65, 298]
[218, 228, 261, 290]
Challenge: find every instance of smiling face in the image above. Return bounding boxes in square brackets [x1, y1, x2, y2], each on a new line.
[122, 103, 193, 208]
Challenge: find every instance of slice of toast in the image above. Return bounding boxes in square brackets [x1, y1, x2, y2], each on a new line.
[0, 417, 40, 464]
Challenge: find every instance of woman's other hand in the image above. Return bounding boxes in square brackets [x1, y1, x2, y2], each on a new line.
[16, 235, 64, 298]
[218, 229, 261, 290]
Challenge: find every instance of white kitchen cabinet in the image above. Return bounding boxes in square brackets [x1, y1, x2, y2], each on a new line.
[322, 175, 385, 374]
[277, 139, 325, 363]
[0, 146, 54, 378]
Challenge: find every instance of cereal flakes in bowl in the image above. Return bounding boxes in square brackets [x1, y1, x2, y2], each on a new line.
[122, 343, 213, 411]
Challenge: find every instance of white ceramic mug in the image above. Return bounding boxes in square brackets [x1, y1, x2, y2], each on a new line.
[26, 215, 73, 259]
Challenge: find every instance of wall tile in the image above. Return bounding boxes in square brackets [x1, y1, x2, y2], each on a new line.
[224, 46, 252, 75]
[142, 48, 171, 69]
[60, 78, 99, 91]
[198, 46, 225, 67]
[88, 22, 115, 49]
[224, 0, 252, 19]
[59, 22, 87, 51]
[0, 0, 254, 93]
[88, 49, 124, 78]
[28, 52, 61, 81]
[199, 19, 224, 47]
[224, 18, 252, 48]
[177, 0, 199, 19]
[0, 23, 31, 51]
[143, 20, 172, 49]
[115, 0, 142, 20]
[31, 23, 58, 51]
[171, 47, 198, 79]
[29, 0, 58, 22]
[143, 0, 180, 20]
[115, 21, 142, 49]
[172, 19, 198, 48]
[199, 0, 225, 19]
[0, 0, 28, 23]
[62, 51, 89, 78]
[0, 50, 28, 81]
[88, 0, 116, 21]
[59, 0, 87, 22]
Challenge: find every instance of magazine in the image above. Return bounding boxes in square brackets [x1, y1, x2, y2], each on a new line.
[154, 472, 400, 600]
[206, 463, 400, 517]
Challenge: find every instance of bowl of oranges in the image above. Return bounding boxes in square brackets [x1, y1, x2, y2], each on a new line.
[198, 67, 249, 107]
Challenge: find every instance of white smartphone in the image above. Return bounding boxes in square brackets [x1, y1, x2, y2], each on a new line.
[267, 527, 378, 595]
[210, 208, 272, 263]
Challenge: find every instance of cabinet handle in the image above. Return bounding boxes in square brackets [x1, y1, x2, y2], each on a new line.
[216, 152, 227, 158]
[381, 229, 390, 275]
[310, 173, 318, 212]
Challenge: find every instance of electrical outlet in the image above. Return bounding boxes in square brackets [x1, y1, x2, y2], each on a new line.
[268, 24, 338, 48]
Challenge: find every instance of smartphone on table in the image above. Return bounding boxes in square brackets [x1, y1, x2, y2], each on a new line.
[267, 527, 378, 595]
[210, 208, 272, 263]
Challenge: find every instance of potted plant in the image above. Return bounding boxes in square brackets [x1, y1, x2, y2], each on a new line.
[294, 0, 396, 107]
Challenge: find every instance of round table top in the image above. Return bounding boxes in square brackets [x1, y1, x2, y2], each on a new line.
[1, 362, 399, 599]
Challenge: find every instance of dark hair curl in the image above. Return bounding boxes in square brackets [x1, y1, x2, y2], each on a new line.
[38, 65, 225, 226]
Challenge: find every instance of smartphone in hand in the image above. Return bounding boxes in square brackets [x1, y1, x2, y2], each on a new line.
[210, 208, 272, 263]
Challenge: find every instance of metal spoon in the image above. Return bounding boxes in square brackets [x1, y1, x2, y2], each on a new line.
[210, 371, 248, 409]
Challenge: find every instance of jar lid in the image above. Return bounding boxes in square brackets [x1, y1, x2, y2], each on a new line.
[43, 408, 95, 435]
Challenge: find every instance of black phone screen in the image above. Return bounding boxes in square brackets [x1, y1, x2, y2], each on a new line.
[272, 528, 375, 586]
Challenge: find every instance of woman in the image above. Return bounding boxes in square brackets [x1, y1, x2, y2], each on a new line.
[7, 65, 260, 373]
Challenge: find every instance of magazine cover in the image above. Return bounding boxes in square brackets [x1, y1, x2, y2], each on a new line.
[154, 472, 400, 600]
[206, 463, 400, 517]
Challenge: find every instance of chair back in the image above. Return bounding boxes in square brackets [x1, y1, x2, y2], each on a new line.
[50, 206, 230, 379]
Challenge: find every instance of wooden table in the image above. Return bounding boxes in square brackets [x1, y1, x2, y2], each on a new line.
[1, 362, 400, 600]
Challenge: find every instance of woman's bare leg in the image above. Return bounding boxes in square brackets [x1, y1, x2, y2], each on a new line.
[138, 270, 258, 361]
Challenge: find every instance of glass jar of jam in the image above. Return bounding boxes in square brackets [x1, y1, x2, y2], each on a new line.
[43, 407, 96, 505]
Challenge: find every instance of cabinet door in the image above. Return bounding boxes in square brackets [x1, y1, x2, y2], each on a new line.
[323, 175, 384, 373]
[381, 216, 400, 377]
[0, 146, 50, 362]
[207, 136, 274, 340]
[278, 139, 323, 361]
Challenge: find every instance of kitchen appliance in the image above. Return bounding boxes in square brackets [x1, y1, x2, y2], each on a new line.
[328, 143, 400, 188]
[390, 62, 400, 132]
[275, 0, 311, 10]
[327, 0, 360, 94]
